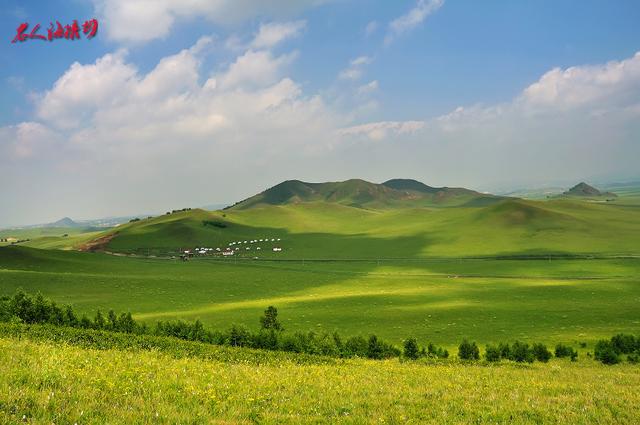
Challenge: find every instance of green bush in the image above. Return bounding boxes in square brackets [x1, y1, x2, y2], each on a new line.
[510, 341, 533, 363]
[555, 343, 578, 361]
[403, 338, 420, 360]
[485, 344, 501, 362]
[458, 339, 480, 361]
[594, 340, 620, 365]
[532, 343, 552, 363]
[498, 342, 511, 360]
[611, 334, 636, 354]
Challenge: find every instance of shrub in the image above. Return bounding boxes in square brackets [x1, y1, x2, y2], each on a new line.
[458, 339, 480, 361]
[485, 344, 501, 362]
[611, 334, 637, 354]
[227, 324, 251, 347]
[498, 342, 511, 360]
[627, 353, 640, 364]
[344, 336, 368, 357]
[554, 343, 578, 361]
[510, 341, 533, 363]
[594, 340, 620, 365]
[424, 342, 448, 359]
[403, 338, 420, 360]
[532, 343, 552, 363]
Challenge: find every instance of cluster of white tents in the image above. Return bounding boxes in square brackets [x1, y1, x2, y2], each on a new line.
[228, 238, 281, 246]
[182, 238, 284, 257]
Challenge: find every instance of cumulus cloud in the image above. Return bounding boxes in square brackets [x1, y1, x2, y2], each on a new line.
[251, 20, 306, 49]
[385, 0, 444, 45]
[93, 0, 328, 43]
[519, 52, 640, 112]
[0, 122, 60, 159]
[218, 49, 299, 90]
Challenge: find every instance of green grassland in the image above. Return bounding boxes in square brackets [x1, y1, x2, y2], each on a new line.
[1, 246, 638, 348]
[1, 333, 639, 424]
[0, 227, 102, 250]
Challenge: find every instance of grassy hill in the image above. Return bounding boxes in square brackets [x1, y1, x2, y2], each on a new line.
[77, 194, 640, 258]
[227, 178, 503, 210]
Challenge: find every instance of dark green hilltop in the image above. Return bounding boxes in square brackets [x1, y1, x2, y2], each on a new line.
[226, 178, 505, 210]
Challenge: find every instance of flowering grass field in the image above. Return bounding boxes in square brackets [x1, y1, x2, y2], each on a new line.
[1, 334, 639, 424]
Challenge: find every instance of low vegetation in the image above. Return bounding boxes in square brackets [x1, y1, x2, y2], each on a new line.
[1, 334, 640, 424]
[3, 290, 635, 366]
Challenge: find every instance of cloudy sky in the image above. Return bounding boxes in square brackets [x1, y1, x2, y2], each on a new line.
[1, 0, 639, 226]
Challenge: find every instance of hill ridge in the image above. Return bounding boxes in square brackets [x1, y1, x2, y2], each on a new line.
[227, 178, 501, 210]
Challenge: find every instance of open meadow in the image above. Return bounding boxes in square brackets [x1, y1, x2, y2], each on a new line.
[1, 332, 639, 424]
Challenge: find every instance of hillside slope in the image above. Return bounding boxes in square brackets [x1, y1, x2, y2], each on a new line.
[67, 193, 640, 258]
[228, 178, 503, 210]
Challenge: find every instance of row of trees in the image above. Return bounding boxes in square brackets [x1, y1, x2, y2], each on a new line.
[3, 291, 633, 364]
[452, 340, 577, 363]
[0, 291, 399, 360]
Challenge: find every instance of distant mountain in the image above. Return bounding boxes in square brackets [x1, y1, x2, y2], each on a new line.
[227, 178, 504, 210]
[51, 217, 79, 227]
[561, 182, 617, 198]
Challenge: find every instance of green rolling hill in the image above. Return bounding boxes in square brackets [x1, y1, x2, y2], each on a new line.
[227, 178, 504, 210]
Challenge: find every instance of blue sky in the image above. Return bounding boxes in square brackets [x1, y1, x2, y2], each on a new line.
[1, 0, 640, 225]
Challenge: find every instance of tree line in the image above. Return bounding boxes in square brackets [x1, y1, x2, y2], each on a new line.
[1, 290, 636, 364]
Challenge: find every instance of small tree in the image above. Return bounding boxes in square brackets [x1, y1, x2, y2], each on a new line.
[510, 341, 533, 363]
[228, 324, 251, 347]
[498, 342, 511, 360]
[594, 340, 620, 365]
[367, 335, 384, 359]
[403, 338, 420, 360]
[611, 334, 636, 354]
[94, 310, 106, 329]
[260, 306, 283, 331]
[532, 343, 552, 363]
[485, 344, 501, 362]
[554, 343, 578, 361]
[458, 339, 480, 361]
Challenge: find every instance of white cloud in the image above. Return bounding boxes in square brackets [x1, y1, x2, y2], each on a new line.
[36, 50, 137, 129]
[338, 120, 425, 141]
[357, 80, 379, 96]
[251, 20, 306, 49]
[385, 0, 444, 45]
[218, 49, 298, 90]
[365, 21, 378, 37]
[339, 56, 373, 81]
[0, 122, 60, 159]
[93, 0, 328, 43]
[520, 52, 640, 111]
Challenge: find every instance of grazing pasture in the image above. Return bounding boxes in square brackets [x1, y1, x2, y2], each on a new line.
[1, 246, 638, 347]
